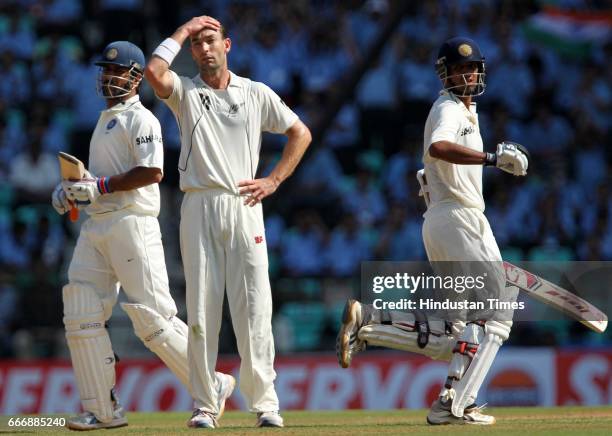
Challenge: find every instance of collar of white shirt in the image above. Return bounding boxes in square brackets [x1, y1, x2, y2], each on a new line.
[441, 89, 477, 113]
[193, 70, 242, 90]
[105, 95, 140, 113]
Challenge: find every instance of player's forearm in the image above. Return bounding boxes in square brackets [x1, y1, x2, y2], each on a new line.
[268, 121, 312, 186]
[107, 167, 163, 192]
[146, 29, 189, 98]
[170, 26, 191, 47]
[429, 141, 488, 165]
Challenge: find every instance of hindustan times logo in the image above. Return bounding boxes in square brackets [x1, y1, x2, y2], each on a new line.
[371, 298, 525, 311]
[372, 272, 487, 294]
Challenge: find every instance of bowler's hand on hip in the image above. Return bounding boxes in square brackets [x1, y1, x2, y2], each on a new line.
[238, 177, 279, 207]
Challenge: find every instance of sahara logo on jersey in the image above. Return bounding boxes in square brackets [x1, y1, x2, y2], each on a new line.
[106, 119, 117, 130]
[460, 125, 475, 136]
[135, 134, 163, 145]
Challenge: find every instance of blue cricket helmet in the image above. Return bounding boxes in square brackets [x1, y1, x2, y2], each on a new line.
[95, 41, 145, 73]
[435, 36, 486, 97]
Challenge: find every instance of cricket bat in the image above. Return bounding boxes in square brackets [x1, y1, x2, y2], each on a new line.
[504, 262, 608, 333]
[58, 151, 86, 222]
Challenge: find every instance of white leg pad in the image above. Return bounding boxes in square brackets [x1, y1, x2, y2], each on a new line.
[63, 284, 115, 423]
[120, 303, 189, 389]
[446, 323, 484, 381]
[449, 320, 512, 417]
[358, 312, 458, 361]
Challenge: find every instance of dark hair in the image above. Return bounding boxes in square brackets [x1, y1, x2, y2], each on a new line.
[190, 24, 228, 43]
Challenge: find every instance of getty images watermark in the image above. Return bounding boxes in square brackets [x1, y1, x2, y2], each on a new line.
[370, 271, 524, 311]
[360, 261, 612, 323]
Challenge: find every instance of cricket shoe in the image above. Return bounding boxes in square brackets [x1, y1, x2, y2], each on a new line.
[336, 299, 368, 368]
[187, 373, 235, 428]
[217, 373, 236, 419]
[66, 390, 128, 430]
[188, 409, 218, 429]
[427, 397, 496, 425]
[256, 411, 284, 427]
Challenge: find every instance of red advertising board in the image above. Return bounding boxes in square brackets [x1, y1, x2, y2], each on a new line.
[0, 348, 610, 414]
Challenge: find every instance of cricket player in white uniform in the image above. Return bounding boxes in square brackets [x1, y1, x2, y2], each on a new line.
[52, 41, 234, 430]
[337, 37, 529, 425]
[145, 16, 312, 428]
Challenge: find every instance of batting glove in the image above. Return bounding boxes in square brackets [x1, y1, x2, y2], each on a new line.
[63, 176, 112, 204]
[52, 182, 89, 214]
[51, 183, 72, 215]
[486, 141, 529, 176]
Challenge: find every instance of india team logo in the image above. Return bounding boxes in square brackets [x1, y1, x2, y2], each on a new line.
[458, 44, 473, 57]
[106, 48, 118, 60]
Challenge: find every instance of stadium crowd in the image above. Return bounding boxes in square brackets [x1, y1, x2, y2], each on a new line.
[0, 0, 610, 358]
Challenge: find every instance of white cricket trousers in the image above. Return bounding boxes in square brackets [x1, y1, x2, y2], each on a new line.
[422, 202, 502, 262]
[180, 189, 279, 413]
[68, 211, 177, 321]
[422, 202, 511, 321]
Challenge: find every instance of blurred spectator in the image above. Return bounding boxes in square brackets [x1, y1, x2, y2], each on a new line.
[281, 210, 327, 276]
[0, 7, 35, 60]
[300, 19, 352, 93]
[346, 0, 389, 57]
[375, 203, 425, 260]
[0, 219, 33, 270]
[341, 168, 387, 226]
[523, 104, 573, 156]
[250, 21, 293, 97]
[324, 214, 372, 276]
[396, 37, 440, 122]
[0, 49, 30, 106]
[9, 129, 60, 205]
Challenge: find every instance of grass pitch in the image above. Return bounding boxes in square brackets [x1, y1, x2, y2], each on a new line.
[2, 407, 611, 435]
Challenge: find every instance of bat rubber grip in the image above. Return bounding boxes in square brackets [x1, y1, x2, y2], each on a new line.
[69, 207, 79, 222]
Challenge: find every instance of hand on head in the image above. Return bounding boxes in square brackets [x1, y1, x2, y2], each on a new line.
[182, 15, 221, 36]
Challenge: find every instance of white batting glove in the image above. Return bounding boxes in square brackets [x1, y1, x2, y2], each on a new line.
[63, 176, 112, 204]
[493, 141, 529, 176]
[51, 183, 72, 215]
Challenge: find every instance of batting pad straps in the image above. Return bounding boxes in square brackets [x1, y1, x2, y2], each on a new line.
[446, 322, 485, 385]
[153, 37, 181, 66]
[358, 310, 457, 362]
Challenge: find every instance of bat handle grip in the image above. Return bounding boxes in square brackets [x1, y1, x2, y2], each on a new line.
[69, 207, 79, 222]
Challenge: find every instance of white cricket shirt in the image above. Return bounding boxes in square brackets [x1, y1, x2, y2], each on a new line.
[423, 91, 485, 211]
[161, 70, 298, 193]
[87, 95, 164, 217]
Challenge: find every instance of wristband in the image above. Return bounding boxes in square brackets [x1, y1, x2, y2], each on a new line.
[153, 37, 181, 66]
[484, 152, 497, 166]
[97, 176, 112, 194]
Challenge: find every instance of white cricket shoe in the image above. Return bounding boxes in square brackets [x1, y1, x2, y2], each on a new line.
[187, 409, 218, 429]
[256, 411, 284, 427]
[217, 373, 236, 419]
[186, 373, 235, 428]
[464, 403, 496, 425]
[66, 397, 127, 431]
[427, 398, 496, 425]
[336, 299, 366, 368]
